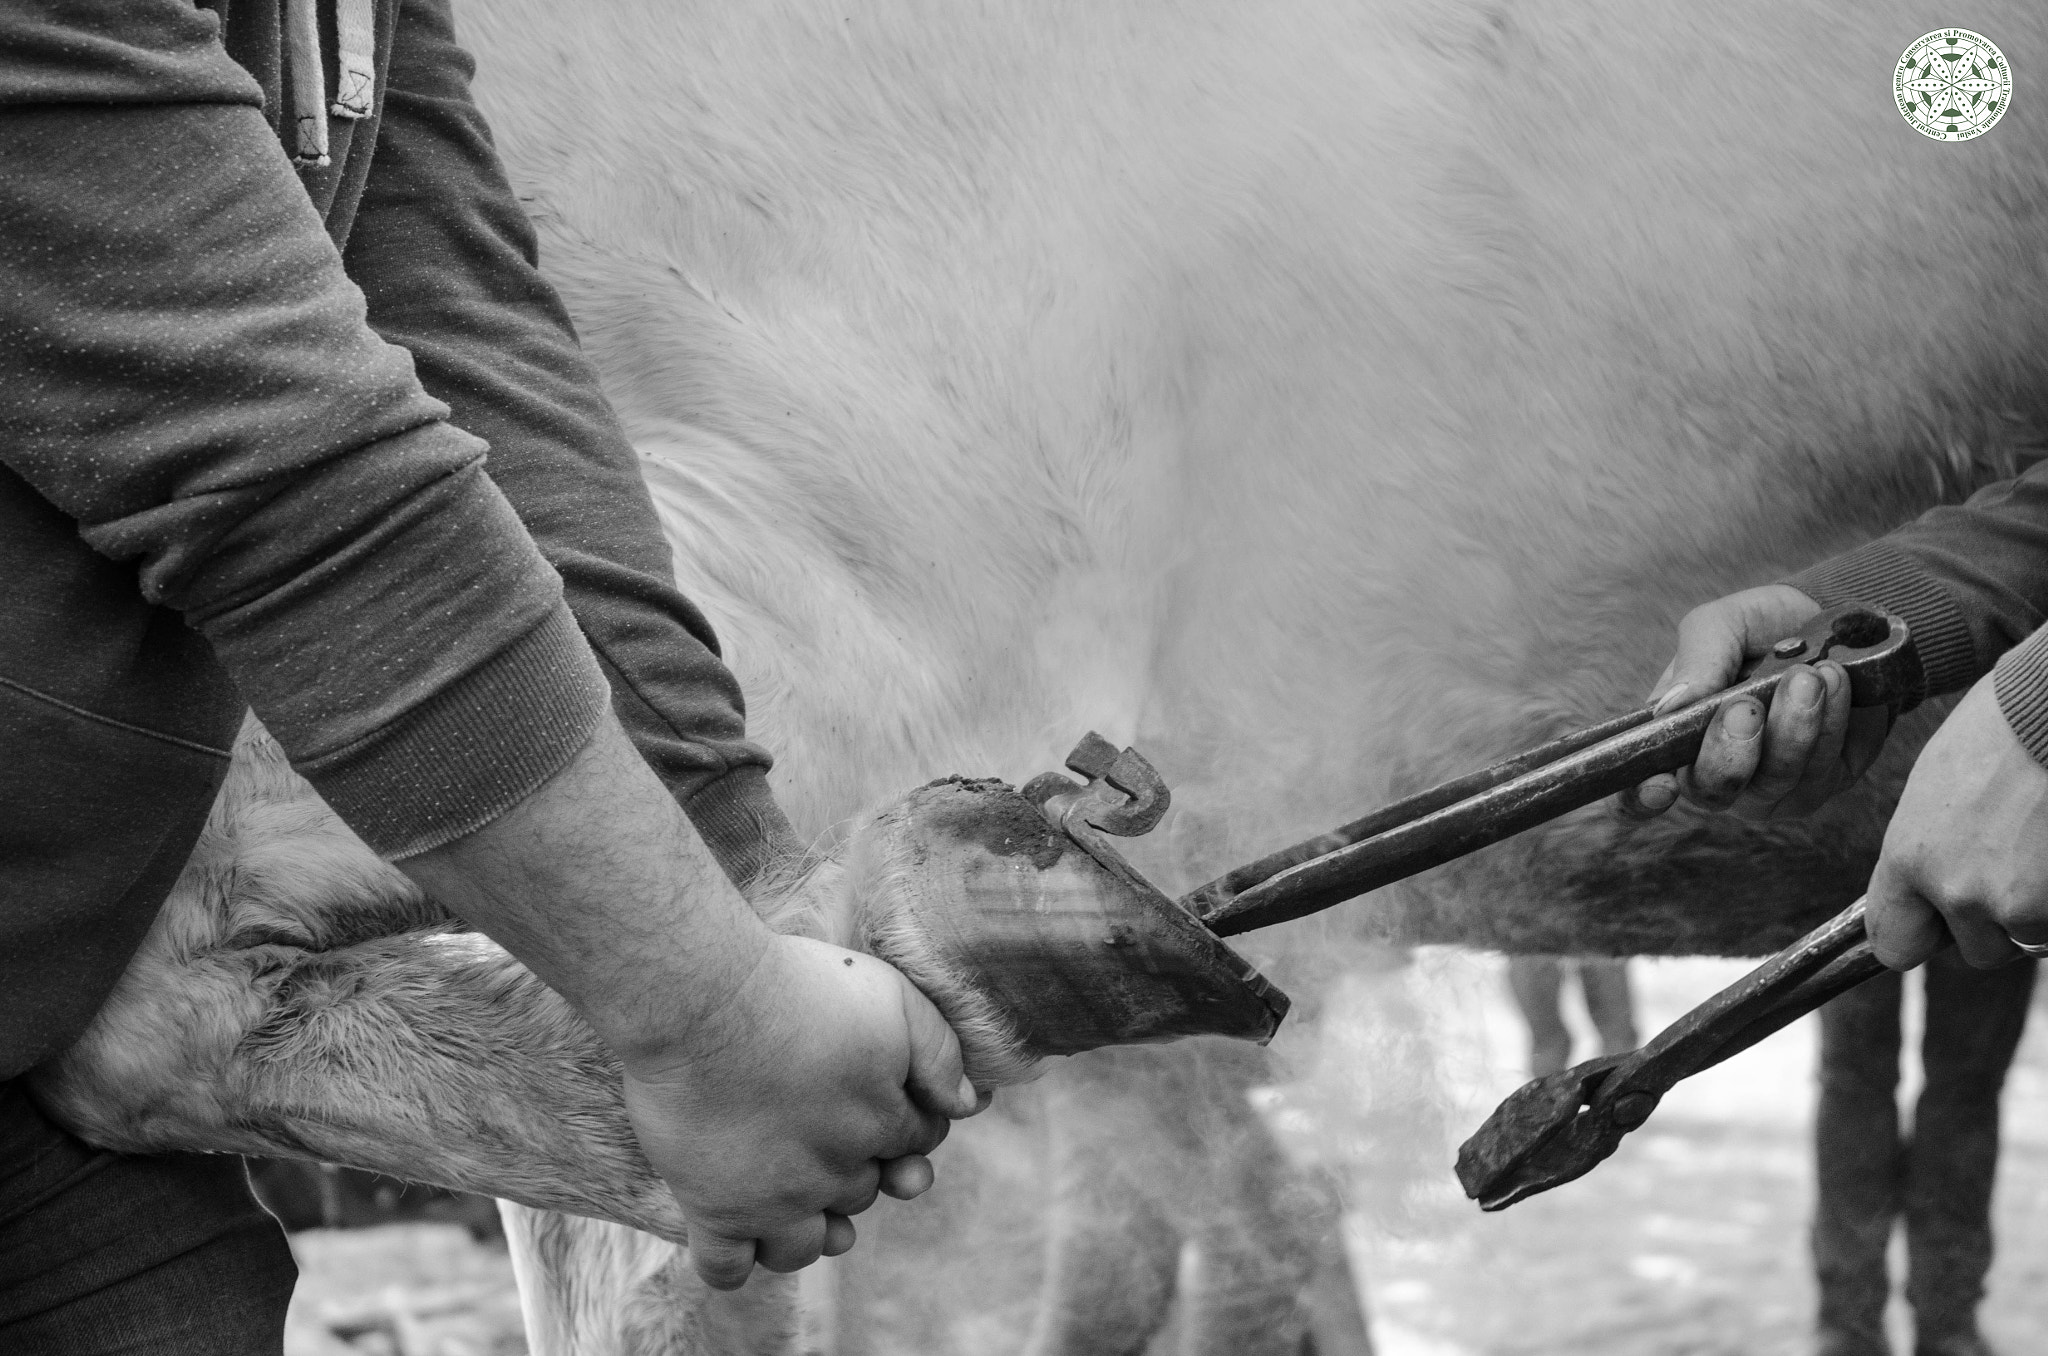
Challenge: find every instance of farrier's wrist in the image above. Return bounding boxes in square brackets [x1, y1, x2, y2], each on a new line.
[1992, 624, 2048, 770]
[1784, 540, 1970, 696]
[397, 712, 785, 1074]
[567, 858, 792, 1080]
[686, 765, 809, 895]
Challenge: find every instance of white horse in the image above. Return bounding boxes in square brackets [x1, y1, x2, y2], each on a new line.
[31, 1, 2048, 1351]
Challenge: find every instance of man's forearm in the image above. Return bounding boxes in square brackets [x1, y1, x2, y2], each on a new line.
[397, 710, 776, 1065]
[341, 0, 801, 884]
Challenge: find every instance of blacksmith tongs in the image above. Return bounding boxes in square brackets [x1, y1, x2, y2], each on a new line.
[1174, 601, 1922, 936]
[1010, 602, 1919, 1142]
[1455, 898, 1884, 1210]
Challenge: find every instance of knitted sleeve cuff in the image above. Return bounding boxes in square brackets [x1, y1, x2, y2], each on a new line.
[1786, 540, 1977, 697]
[305, 600, 611, 859]
[684, 765, 807, 893]
[1994, 626, 2048, 768]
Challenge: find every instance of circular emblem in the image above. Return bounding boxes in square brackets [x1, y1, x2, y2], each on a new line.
[1896, 29, 2012, 141]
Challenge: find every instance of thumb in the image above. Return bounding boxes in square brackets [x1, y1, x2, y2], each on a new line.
[1864, 861, 1948, 971]
[1657, 586, 1823, 709]
[896, 977, 978, 1118]
[1658, 605, 1750, 710]
[688, 1228, 759, 1292]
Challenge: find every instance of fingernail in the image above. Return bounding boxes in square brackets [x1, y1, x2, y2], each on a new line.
[1786, 670, 1820, 706]
[1722, 699, 1763, 739]
[1818, 662, 1845, 697]
[956, 1074, 979, 1114]
[1651, 683, 1691, 716]
[1637, 781, 1676, 812]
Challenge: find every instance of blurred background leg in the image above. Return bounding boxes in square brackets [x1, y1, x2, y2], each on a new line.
[1812, 969, 1904, 1356]
[1905, 952, 2037, 1356]
[1507, 956, 1573, 1078]
[1577, 957, 1640, 1057]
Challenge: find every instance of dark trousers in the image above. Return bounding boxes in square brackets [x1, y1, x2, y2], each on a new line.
[0, 1081, 297, 1354]
[1813, 951, 2037, 1344]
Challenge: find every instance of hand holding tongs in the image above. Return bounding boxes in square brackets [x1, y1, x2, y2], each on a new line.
[1021, 601, 1920, 1194]
[1177, 602, 1923, 936]
[1170, 601, 1917, 1211]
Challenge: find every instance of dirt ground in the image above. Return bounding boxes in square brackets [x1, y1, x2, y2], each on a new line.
[284, 952, 2048, 1356]
[285, 1222, 525, 1356]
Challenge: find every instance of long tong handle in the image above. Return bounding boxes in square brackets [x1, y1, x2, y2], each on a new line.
[1671, 907, 1885, 1075]
[1189, 604, 1915, 937]
[1199, 691, 1748, 934]
[1618, 900, 1879, 1087]
[1176, 704, 1657, 920]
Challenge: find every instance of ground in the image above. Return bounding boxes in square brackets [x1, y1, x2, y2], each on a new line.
[285, 1222, 524, 1356]
[283, 952, 2048, 1356]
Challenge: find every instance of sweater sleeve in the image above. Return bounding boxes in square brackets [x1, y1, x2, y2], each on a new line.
[338, 0, 800, 885]
[0, 20, 610, 857]
[1786, 457, 2048, 763]
[0, 0, 260, 106]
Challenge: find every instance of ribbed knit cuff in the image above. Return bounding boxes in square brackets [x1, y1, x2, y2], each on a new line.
[1786, 540, 1973, 697]
[304, 601, 611, 858]
[685, 765, 806, 892]
[1994, 625, 2048, 768]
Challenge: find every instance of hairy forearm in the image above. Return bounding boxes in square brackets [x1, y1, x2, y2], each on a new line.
[396, 711, 775, 1068]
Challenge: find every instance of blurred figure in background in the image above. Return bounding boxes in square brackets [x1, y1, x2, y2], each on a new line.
[1813, 954, 2036, 1356]
[1505, 956, 1638, 1078]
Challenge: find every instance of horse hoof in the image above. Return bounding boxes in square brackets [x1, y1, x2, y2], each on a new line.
[847, 777, 1290, 1086]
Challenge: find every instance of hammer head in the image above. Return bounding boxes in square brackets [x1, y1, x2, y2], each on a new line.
[846, 773, 1289, 1086]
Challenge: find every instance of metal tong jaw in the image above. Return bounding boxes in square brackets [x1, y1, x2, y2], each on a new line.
[1456, 900, 1883, 1210]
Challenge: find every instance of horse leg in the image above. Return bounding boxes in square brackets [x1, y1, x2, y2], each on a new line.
[1165, 1043, 1351, 1356]
[1018, 1037, 1361, 1356]
[502, 1204, 802, 1356]
[1021, 1051, 1185, 1356]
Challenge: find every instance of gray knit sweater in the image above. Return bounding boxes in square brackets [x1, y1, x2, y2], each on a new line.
[0, 0, 796, 1077]
[1789, 458, 2048, 753]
